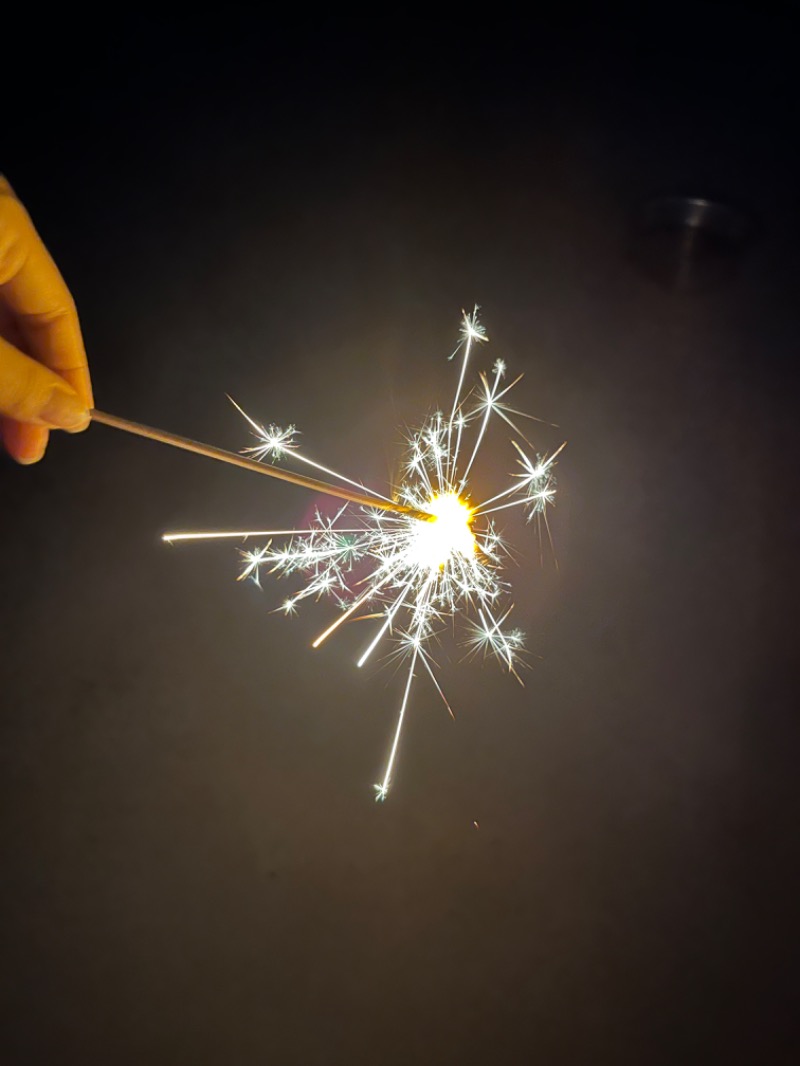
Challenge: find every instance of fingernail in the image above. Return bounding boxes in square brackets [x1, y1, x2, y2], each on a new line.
[40, 386, 90, 431]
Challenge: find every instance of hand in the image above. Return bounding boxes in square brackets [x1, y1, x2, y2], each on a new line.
[0, 176, 92, 464]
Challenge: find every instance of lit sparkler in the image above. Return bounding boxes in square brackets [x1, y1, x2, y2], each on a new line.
[163, 309, 564, 800]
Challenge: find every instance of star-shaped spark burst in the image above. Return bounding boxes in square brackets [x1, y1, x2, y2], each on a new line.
[164, 309, 565, 800]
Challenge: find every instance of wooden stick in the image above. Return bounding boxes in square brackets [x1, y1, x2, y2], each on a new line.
[91, 409, 433, 521]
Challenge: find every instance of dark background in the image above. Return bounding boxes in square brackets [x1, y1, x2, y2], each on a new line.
[1, 10, 797, 1064]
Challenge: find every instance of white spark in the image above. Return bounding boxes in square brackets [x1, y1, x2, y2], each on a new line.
[164, 310, 564, 799]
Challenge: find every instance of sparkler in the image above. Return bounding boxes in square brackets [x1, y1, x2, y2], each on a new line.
[162, 309, 565, 800]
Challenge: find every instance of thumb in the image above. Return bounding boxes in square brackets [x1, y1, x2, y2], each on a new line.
[0, 333, 89, 430]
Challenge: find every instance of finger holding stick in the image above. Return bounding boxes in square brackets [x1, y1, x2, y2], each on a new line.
[0, 176, 92, 464]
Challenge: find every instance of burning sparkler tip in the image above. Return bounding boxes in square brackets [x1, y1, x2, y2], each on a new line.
[169, 308, 561, 798]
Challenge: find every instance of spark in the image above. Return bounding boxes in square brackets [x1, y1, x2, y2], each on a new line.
[164, 309, 564, 799]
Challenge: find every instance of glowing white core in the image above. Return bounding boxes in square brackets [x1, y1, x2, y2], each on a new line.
[411, 493, 475, 571]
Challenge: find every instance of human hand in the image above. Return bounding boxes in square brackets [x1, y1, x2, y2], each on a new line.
[0, 176, 92, 464]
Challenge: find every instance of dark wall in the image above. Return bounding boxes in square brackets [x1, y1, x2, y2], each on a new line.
[1, 13, 797, 1065]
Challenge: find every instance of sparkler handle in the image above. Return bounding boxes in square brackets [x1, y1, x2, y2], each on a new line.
[90, 409, 433, 521]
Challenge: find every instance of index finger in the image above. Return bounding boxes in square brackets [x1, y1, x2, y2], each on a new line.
[0, 176, 93, 407]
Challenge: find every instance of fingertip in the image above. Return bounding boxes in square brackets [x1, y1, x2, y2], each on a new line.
[38, 386, 90, 431]
[65, 418, 90, 435]
[2, 420, 49, 464]
[60, 365, 94, 410]
[15, 451, 45, 466]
